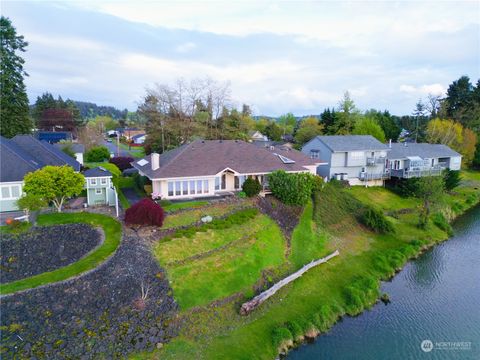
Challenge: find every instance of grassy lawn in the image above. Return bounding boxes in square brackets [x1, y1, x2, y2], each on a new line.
[289, 200, 328, 269]
[119, 142, 146, 158]
[162, 200, 252, 229]
[133, 171, 480, 360]
[0, 212, 121, 295]
[155, 214, 285, 310]
[162, 200, 209, 212]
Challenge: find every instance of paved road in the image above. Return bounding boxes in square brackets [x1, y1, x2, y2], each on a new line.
[103, 140, 131, 157]
[122, 187, 142, 205]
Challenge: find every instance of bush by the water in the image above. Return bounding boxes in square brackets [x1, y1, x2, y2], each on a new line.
[268, 170, 320, 205]
[432, 212, 453, 235]
[343, 275, 379, 315]
[109, 156, 134, 171]
[125, 198, 165, 226]
[85, 146, 111, 162]
[360, 206, 395, 234]
[242, 178, 262, 197]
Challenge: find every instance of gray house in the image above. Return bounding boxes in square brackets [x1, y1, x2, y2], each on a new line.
[302, 135, 390, 186]
[0, 135, 81, 212]
[387, 143, 462, 178]
[83, 167, 117, 208]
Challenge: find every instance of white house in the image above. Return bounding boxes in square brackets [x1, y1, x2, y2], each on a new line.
[131, 140, 325, 200]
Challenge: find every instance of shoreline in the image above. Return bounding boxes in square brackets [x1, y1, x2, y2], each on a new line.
[277, 200, 480, 359]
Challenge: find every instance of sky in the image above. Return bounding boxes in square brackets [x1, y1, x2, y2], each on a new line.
[2, 1, 479, 116]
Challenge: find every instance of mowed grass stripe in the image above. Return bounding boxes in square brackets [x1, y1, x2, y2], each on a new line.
[0, 212, 121, 295]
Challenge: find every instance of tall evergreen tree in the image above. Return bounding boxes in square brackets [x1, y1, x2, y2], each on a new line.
[0, 16, 32, 138]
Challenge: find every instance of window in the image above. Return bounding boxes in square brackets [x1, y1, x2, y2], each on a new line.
[1, 187, 10, 199]
[350, 151, 364, 160]
[235, 175, 246, 189]
[197, 180, 203, 194]
[310, 150, 319, 159]
[215, 177, 220, 190]
[90, 179, 97, 185]
[175, 181, 181, 196]
[11, 186, 20, 198]
[277, 154, 295, 164]
[168, 182, 174, 196]
[190, 180, 196, 194]
[234, 176, 239, 189]
[101, 178, 107, 185]
[203, 180, 209, 194]
[183, 181, 188, 195]
[95, 188, 102, 195]
[221, 174, 226, 190]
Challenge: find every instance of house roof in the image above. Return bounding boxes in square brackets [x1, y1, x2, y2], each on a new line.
[387, 143, 461, 160]
[0, 136, 43, 182]
[131, 140, 324, 180]
[131, 133, 146, 140]
[314, 135, 389, 152]
[11, 135, 81, 172]
[83, 167, 112, 178]
[54, 142, 85, 153]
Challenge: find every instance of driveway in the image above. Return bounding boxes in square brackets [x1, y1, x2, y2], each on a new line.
[103, 140, 131, 157]
[122, 187, 142, 205]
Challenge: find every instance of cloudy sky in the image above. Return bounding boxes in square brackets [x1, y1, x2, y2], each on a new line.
[3, 1, 479, 116]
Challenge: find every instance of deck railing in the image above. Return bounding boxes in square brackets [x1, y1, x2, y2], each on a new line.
[390, 167, 444, 179]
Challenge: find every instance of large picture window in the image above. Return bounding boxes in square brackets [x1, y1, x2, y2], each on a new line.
[190, 180, 196, 194]
[350, 151, 364, 160]
[204, 180, 209, 194]
[168, 182, 174, 196]
[175, 181, 181, 196]
[197, 180, 203, 194]
[183, 181, 188, 195]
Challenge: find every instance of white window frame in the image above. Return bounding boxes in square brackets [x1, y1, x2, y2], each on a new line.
[350, 151, 364, 160]
[101, 178, 107, 185]
[0, 185, 22, 200]
[95, 188, 103, 195]
[90, 178, 97, 186]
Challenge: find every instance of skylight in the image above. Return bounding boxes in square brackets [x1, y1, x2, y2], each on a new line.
[137, 159, 148, 166]
[277, 154, 295, 164]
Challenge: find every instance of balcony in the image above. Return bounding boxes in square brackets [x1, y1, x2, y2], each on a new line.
[359, 172, 390, 181]
[366, 156, 386, 166]
[390, 166, 444, 179]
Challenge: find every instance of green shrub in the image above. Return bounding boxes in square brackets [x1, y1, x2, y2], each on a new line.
[268, 170, 318, 205]
[285, 321, 303, 339]
[443, 169, 461, 191]
[432, 213, 453, 235]
[343, 276, 379, 315]
[236, 191, 247, 198]
[85, 146, 111, 162]
[242, 178, 262, 197]
[359, 206, 395, 234]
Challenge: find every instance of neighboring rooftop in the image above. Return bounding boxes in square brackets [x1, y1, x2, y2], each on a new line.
[54, 142, 85, 153]
[314, 135, 389, 152]
[132, 140, 324, 179]
[83, 167, 113, 178]
[387, 143, 461, 160]
[0, 135, 81, 182]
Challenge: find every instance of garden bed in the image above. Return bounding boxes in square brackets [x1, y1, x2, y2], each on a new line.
[0, 228, 179, 359]
[0, 224, 101, 284]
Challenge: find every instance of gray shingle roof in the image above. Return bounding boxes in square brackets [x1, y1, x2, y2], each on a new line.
[83, 167, 112, 178]
[131, 140, 323, 179]
[314, 135, 389, 152]
[0, 136, 42, 182]
[11, 135, 81, 171]
[0, 135, 81, 182]
[387, 143, 461, 160]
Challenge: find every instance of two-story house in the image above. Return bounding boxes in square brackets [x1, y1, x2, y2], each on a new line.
[387, 142, 462, 178]
[302, 135, 390, 186]
[83, 167, 117, 207]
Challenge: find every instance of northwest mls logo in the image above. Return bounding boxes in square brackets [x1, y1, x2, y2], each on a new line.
[421, 339, 471, 352]
[421, 340, 433, 352]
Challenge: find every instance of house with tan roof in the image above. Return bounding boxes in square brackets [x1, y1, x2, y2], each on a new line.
[131, 140, 326, 200]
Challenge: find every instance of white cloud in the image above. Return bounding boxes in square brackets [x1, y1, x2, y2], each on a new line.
[175, 42, 196, 53]
[400, 83, 446, 96]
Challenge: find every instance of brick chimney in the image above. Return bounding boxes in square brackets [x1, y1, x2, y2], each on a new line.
[151, 153, 160, 170]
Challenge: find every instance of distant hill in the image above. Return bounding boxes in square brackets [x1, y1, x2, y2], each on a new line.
[74, 101, 128, 119]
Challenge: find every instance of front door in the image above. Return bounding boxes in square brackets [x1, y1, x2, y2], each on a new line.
[221, 174, 226, 190]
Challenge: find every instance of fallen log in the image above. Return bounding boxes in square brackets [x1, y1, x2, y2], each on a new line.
[240, 250, 340, 315]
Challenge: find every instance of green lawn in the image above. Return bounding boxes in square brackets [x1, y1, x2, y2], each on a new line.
[155, 214, 285, 310]
[162, 201, 252, 229]
[289, 200, 328, 269]
[0, 212, 122, 295]
[118, 143, 146, 158]
[162, 200, 209, 212]
[133, 172, 480, 360]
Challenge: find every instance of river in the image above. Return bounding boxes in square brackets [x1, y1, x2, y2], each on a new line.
[288, 205, 480, 360]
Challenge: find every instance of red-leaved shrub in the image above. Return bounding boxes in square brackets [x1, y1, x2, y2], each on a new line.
[109, 156, 134, 171]
[124, 198, 165, 227]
